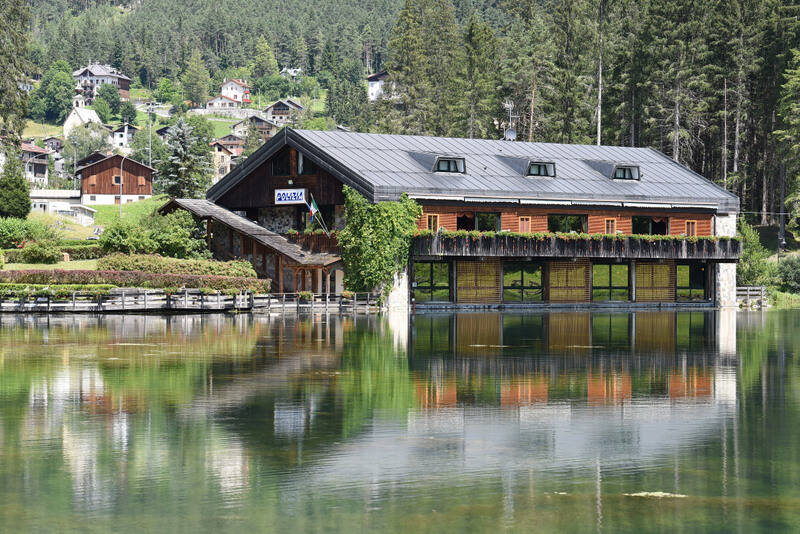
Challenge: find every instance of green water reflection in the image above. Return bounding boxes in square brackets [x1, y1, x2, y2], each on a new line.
[0, 311, 799, 532]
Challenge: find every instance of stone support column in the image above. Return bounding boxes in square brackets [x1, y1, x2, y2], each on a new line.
[714, 213, 738, 308]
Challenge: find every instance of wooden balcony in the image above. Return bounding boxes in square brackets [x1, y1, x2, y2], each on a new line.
[286, 232, 340, 254]
[411, 233, 741, 262]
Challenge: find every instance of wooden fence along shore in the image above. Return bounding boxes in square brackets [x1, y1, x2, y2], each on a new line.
[0, 290, 381, 314]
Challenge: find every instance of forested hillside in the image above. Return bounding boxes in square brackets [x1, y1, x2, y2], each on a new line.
[19, 0, 800, 227]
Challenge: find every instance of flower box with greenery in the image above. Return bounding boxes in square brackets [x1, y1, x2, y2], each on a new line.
[297, 290, 313, 302]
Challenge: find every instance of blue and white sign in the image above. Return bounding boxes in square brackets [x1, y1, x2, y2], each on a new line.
[274, 188, 307, 205]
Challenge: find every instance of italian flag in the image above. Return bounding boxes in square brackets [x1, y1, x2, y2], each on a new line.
[308, 195, 320, 223]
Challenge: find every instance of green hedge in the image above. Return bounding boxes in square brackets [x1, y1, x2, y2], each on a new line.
[97, 254, 257, 278]
[0, 269, 270, 292]
[2, 244, 105, 263]
[415, 229, 741, 243]
[0, 283, 117, 298]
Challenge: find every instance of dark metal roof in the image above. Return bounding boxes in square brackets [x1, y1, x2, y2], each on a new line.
[208, 129, 739, 213]
[160, 198, 341, 267]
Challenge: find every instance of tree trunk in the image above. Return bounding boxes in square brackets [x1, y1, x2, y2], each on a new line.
[722, 78, 728, 188]
[528, 64, 536, 142]
[761, 110, 774, 225]
[673, 78, 681, 161]
[596, 1, 604, 146]
[733, 83, 742, 174]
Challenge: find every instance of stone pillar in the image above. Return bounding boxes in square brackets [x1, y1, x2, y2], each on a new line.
[385, 268, 409, 311]
[714, 213, 738, 308]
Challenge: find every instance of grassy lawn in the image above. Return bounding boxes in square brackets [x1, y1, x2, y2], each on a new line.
[93, 195, 169, 227]
[23, 121, 62, 139]
[27, 213, 96, 241]
[2, 259, 98, 271]
[129, 87, 153, 101]
[210, 118, 236, 138]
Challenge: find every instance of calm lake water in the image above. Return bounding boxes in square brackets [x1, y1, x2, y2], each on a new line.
[0, 310, 798, 533]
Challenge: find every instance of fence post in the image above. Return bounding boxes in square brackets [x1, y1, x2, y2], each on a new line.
[282, 293, 286, 313]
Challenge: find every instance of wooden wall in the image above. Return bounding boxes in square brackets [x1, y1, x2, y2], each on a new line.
[217, 147, 344, 210]
[418, 204, 714, 236]
[80, 156, 152, 196]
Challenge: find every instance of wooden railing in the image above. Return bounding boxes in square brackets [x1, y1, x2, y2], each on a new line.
[0, 289, 380, 314]
[285, 232, 340, 254]
[737, 286, 767, 308]
[412, 234, 741, 261]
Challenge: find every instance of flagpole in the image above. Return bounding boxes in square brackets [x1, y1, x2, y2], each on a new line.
[306, 193, 331, 237]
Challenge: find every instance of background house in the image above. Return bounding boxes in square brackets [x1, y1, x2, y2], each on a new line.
[366, 71, 389, 101]
[220, 79, 251, 105]
[72, 63, 131, 103]
[206, 95, 241, 109]
[211, 141, 233, 184]
[29, 190, 96, 226]
[20, 141, 50, 187]
[77, 154, 153, 205]
[112, 123, 137, 152]
[264, 99, 303, 126]
[63, 106, 102, 138]
[43, 136, 64, 153]
[231, 115, 280, 140]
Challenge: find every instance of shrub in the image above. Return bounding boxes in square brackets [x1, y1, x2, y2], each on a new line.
[97, 254, 257, 277]
[99, 219, 157, 254]
[2, 244, 104, 263]
[0, 269, 270, 292]
[18, 241, 62, 264]
[0, 283, 117, 298]
[737, 217, 776, 286]
[0, 218, 57, 249]
[99, 211, 208, 259]
[777, 256, 800, 293]
[298, 290, 313, 301]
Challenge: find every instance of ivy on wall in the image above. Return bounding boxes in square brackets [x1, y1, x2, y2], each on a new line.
[338, 186, 422, 292]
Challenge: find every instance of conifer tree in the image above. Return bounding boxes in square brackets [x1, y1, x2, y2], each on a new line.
[182, 49, 211, 108]
[252, 35, 279, 79]
[0, 149, 31, 219]
[460, 12, 499, 139]
[156, 119, 212, 198]
[0, 0, 30, 142]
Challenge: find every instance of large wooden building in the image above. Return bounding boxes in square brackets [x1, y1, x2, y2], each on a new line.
[164, 128, 740, 307]
[77, 154, 154, 205]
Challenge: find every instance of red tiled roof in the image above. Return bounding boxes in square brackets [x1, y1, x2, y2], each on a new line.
[21, 141, 49, 154]
[227, 79, 250, 88]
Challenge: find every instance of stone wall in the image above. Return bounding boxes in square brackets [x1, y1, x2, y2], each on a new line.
[258, 206, 296, 233]
[714, 213, 738, 307]
[385, 268, 409, 311]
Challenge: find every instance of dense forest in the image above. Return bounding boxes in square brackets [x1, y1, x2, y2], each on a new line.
[16, 0, 800, 228]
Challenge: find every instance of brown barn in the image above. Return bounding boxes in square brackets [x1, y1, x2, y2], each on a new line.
[77, 154, 154, 206]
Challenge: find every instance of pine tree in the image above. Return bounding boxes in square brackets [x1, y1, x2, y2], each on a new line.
[97, 84, 122, 115]
[459, 12, 499, 138]
[0, 0, 30, 142]
[120, 101, 138, 125]
[252, 35, 279, 79]
[94, 98, 112, 123]
[243, 121, 263, 157]
[0, 149, 31, 219]
[181, 49, 211, 108]
[156, 119, 212, 198]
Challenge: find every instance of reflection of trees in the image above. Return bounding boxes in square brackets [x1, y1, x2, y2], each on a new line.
[336, 319, 417, 437]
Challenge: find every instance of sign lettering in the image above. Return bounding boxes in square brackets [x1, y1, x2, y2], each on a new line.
[274, 188, 307, 205]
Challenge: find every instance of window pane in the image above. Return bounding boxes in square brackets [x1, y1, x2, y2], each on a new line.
[524, 264, 542, 286]
[524, 288, 543, 301]
[503, 265, 523, 287]
[547, 215, 562, 233]
[432, 288, 450, 301]
[689, 265, 705, 289]
[611, 265, 628, 287]
[676, 265, 690, 287]
[593, 264, 610, 287]
[632, 216, 650, 235]
[414, 289, 432, 302]
[414, 263, 431, 285]
[503, 289, 523, 302]
[432, 263, 449, 286]
[611, 289, 629, 301]
[593, 288, 611, 301]
[477, 213, 499, 232]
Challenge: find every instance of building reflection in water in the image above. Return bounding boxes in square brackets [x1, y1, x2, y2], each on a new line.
[0, 310, 742, 526]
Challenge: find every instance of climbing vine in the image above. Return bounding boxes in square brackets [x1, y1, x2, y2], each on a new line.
[338, 186, 422, 292]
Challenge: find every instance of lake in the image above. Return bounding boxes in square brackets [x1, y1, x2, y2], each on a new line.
[0, 310, 798, 532]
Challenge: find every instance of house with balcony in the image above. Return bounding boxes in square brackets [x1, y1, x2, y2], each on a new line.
[220, 79, 251, 105]
[72, 64, 131, 103]
[160, 128, 740, 307]
[231, 115, 281, 140]
[21, 141, 50, 187]
[263, 99, 304, 126]
[77, 154, 153, 205]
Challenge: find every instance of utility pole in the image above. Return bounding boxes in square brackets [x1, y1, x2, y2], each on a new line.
[119, 154, 127, 218]
[146, 101, 154, 168]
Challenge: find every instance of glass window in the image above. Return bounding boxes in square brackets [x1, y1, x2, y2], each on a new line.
[613, 166, 639, 180]
[272, 149, 291, 176]
[685, 220, 697, 236]
[548, 214, 588, 233]
[527, 162, 555, 177]
[605, 218, 616, 234]
[676, 264, 706, 301]
[426, 214, 439, 231]
[435, 158, 465, 173]
[413, 262, 451, 302]
[519, 216, 531, 233]
[503, 262, 543, 302]
[632, 216, 668, 235]
[298, 152, 317, 175]
[592, 263, 629, 301]
[476, 212, 500, 232]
